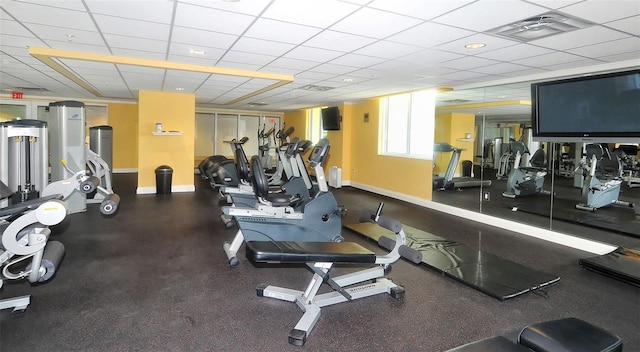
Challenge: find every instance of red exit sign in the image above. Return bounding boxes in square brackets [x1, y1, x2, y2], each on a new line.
[12, 91, 24, 99]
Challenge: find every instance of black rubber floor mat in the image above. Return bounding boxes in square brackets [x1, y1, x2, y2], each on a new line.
[345, 221, 560, 301]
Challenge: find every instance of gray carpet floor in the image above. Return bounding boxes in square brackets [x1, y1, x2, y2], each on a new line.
[1, 174, 638, 351]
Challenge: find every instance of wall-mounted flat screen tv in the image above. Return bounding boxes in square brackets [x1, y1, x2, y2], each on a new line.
[321, 106, 341, 131]
[531, 69, 640, 143]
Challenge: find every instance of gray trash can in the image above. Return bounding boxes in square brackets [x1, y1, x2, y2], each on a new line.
[155, 165, 173, 194]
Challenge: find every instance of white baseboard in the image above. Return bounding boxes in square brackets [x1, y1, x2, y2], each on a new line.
[347, 181, 616, 255]
[113, 168, 137, 173]
[136, 184, 195, 194]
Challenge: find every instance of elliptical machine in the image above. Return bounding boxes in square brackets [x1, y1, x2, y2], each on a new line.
[502, 141, 548, 198]
[221, 138, 345, 267]
[575, 144, 634, 212]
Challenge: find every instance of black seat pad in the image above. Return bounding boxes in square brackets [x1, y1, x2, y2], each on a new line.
[519, 317, 623, 352]
[446, 336, 530, 352]
[246, 241, 376, 264]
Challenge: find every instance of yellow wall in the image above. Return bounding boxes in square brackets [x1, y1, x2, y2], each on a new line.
[107, 103, 138, 170]
[435, 112, 475, 175]
[282, 109, 307, 139]
[137, 91, 195, 193]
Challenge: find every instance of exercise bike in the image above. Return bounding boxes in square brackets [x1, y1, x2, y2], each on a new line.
[221, 138, 345, 267]
[503, 141, 548, 198]
[575, 144, 634, 212]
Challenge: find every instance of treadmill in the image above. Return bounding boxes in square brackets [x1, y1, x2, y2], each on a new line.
[433, 142, 491, 190]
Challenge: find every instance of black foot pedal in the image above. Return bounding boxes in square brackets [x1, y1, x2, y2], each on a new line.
[390, 285, 405, 299]
[288, 329, 307, 346]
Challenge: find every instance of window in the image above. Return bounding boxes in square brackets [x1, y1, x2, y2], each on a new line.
[380, 89, 435, 158]
[307, 107, 325, 143]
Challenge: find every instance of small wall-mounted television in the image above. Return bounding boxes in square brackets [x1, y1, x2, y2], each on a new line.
[321, 106, 341, 131]
[531, 69, 640, 143]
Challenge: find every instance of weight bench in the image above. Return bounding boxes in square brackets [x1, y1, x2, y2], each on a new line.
[245, 214, 422, 346]
[446, 317, 623, 352]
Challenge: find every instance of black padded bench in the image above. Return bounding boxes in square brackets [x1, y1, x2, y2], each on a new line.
[447, 317, 623, 352]
[245, 240, 377, 264]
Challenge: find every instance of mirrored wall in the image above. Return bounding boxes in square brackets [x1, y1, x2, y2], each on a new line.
[433, 81, 640, 248]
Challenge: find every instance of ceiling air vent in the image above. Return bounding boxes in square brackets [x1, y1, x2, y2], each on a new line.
[488, 12, 594, 42]
[249, 102, 268, 107]
[443, 99, 472, 104]
[299, 85, 334, 91]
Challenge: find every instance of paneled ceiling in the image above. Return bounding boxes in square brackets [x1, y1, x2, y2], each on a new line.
[1, 0, 639, 116]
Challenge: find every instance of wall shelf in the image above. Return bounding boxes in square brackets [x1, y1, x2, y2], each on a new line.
[152, 131, 183, 136]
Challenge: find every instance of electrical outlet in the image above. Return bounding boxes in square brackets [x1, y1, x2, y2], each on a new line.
[483, 191, 490, 201]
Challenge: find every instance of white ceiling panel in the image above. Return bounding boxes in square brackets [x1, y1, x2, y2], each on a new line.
[432, 0, 548, 32]
[560, 0, 640, 23]
[173, 2, 256, 35]
[93, 15, 170, 41]
[330, 7, 423, 39]
[530, 26, 631, 50]
[0, 0, 637, 113]
[84, 0, 175, 24]
[261, 0, 358, 28]
[243, 18, 323, 45]
[303, 30, 377, 52]
[605, 15, 640, 36]
[368, 0, 475, 20]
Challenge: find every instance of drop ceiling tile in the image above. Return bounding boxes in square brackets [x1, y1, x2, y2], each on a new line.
[435, 33, 520, 55]
[174, 2, 256, 35]
[475, 43, 556, 61]
[94, 15, 170, 41]
[171, 26, 239, 50]
[230, 37, 295, 57]
[368, 0, 475, 20]
[176, 0, 272, 16]
[516, 51, 586, 67]
[568, 36, 640, 58]
[0, 34, 48, 50]
[303, 30, 377, 52]
[168, 43, 226, 62]
[328, 53, 387, 67]
[265, 57, 319, 71]
[284, 46, 345, 63]
[0, 19, 36, 37]
[214, 60, 263, 72]
[109, 48, 167, 60]
[440, 56, 502, 70]
[523, 0, 583, 10]
[387, 22, 475, 48]
[596, 51, 640, 63]
[605, 15, 640, 36]
[85, 0, 175, 24]
[470, 62, 535, 75]
[104, 34, 167, 54]
[354, 40, 424, 59]
[24, 24, 104, 46]
[41, 40, 110, 54]
[11, 0, 87, 12]
[543, 58, 607, 71]
[307, 63, 359, 75]
[262, 0, 358, 28]
[560, 0, 640, 23]
[398, 49, 464, 65]
[432, 0, 548, 32]
[220, 50, 277, 66]
[329, 7, 423, 39]
[529, 26, 630, 50]
[1, 1, 96, 31]
[244, 18, 323, 45]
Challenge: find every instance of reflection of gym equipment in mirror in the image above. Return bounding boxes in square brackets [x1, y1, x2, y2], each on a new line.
[575, 144, 634, 212]
[433, 142, 491, 190]
[503, 140, 549, 198]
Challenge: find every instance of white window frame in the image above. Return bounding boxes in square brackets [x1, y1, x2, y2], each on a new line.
[379, 89, 435, 160]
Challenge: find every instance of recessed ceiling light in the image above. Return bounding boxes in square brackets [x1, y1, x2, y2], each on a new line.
[342, 78, 354, 82]
[465, 43, 486, 49]
[175, 87, 184, 91]
[188, 49, 206, 55]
